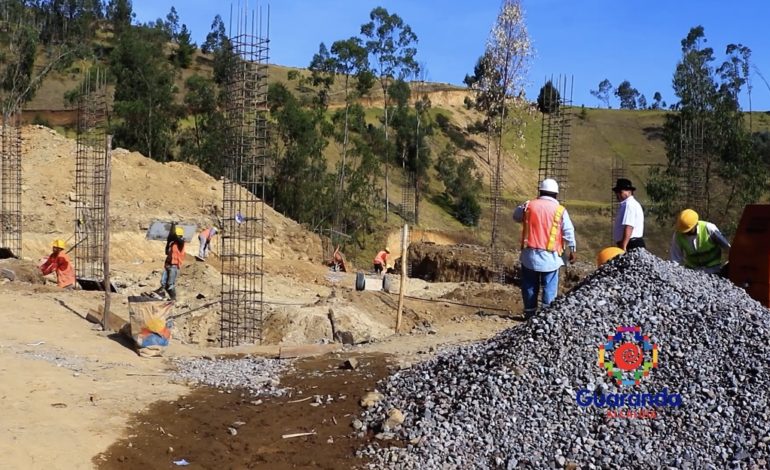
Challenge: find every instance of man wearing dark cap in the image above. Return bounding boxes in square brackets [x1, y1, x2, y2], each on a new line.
[612, 178, 645, 250]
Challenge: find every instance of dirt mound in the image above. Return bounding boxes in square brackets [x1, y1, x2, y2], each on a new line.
[0, 258, 46, 284]
[20, 125, 322, 263]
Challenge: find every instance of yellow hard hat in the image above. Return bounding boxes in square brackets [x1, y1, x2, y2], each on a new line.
[596, 247, 625, 267]
[175, 226, 185, 237]
[676, 209, 699, 233]
[52, 239, 66, 250]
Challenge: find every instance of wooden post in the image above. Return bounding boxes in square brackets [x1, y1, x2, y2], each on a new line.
[395, 223, 408, 333]
[102, 136, 112, 331]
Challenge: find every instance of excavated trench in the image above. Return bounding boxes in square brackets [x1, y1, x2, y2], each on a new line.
[401, 242, 592, 289]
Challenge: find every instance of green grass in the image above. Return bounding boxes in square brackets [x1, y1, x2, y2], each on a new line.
[23, 34, 767, 261]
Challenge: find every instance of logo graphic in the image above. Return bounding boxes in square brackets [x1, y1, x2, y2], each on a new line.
[598, 326, 658, 387]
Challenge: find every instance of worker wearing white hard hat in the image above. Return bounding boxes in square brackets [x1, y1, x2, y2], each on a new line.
[513, 179, 577, 320]
[198, 225, 219, 261]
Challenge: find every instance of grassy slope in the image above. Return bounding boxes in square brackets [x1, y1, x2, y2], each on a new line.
[23, 42, 770, 263]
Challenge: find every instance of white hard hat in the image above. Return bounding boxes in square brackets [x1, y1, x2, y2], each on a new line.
[539, 178, 559, 193]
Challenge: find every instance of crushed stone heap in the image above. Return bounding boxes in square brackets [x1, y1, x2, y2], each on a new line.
[358, 250, 770, 469]
[171, 356, 288, 397]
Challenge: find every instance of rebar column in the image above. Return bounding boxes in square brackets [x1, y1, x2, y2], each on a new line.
[0, 109, 21, 259]
[220, 6, 269, 347]
[680, 118, 706, 216]
[74, 69, 109, 283]
[538, 75, 574, 200]
[610, 156, 627, 243]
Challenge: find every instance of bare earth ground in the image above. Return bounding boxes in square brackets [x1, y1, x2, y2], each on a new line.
[0, 126, 588, 468]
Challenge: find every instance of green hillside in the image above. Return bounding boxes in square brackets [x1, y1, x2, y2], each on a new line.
[19, 39, 770, 265]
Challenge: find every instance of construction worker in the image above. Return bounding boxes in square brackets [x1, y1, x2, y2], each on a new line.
[197, 226, 218, 261]
[612, 178, 645, 251]
[373, 247, 390, 275]
[671, 209, 731, 275]
[40, 239, 76, 289]
[513, 178, 576, 319]
[157, 226, 186, 301]
[329, 245, 347, 272]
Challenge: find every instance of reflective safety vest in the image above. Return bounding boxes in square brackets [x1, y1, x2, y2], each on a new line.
[165, 242, 186, 268]
[675, 220, 721, 269]
[521, 198, 565, 254]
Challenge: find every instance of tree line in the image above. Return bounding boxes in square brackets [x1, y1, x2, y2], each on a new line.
[647, 26, 769, 233]
[3, 1, 492, 253]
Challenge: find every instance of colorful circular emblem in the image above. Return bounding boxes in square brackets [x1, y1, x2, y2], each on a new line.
[598, 326, 658, 387]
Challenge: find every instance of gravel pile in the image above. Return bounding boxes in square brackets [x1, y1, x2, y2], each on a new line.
[359, 250, 770, 469]
[171, 356, 288, 397]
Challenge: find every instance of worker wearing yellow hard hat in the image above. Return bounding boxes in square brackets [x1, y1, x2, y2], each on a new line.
[154, 224, 187, 300]
[40, 239, 76, 288]
[671, 209, 730, 275]
[596, 247, 625, 267]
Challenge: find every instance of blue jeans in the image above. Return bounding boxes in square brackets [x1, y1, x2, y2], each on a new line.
[161, 265, 179, 291]
[520, 265, 559, 314]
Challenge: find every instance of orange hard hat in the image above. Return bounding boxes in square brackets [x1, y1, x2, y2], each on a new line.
[596, 247, 624, 267]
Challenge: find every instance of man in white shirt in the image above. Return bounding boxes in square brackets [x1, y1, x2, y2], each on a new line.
[612, 178, 645, 251]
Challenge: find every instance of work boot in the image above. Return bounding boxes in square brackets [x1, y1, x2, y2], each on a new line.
[523, 309, 536, 321]
[167, 288, 177, 301]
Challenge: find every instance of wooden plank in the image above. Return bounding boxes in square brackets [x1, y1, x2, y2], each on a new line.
[278, 343, 341, 359]
[87, 307, 128, 333]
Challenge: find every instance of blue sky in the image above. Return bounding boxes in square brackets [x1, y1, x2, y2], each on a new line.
[132, 0, 770, 110]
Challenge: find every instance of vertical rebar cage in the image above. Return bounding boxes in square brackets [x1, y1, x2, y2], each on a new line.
[538, 75, 574, 201]
[75, 69, 109, 283]
[680, 118, 706, 216]
[0, 109, 22, 259]
[610, 156, 627, 243]
[220, 7, 269, 347]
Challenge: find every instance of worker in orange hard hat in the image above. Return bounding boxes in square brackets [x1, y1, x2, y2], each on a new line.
[596, 247, 624, 267]
[154, 225, 186, 300]
[513, 178, 576, 320]
[40, 239, 76, 289]
[373, 247, 390, 275]
[671, 209, 730, 275]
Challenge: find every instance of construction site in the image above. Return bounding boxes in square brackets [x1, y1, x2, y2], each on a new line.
[2, 2, 770, 469]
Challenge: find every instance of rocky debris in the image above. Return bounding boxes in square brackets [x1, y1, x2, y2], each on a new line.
[382, 408, 405, 431]
[360, 391, 384, 408]
[357, 250, 770, 468]
[171, 356, 288, 397]
[341, 358, 359, 370]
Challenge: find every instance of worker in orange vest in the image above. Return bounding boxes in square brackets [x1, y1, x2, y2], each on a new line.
[40, 239, 76, 289]
[329, 244, 347, 272]
[197, 226, 218, 261]
[373, 247, 390, 275]
[157, 226, 186, 301]
[513, 179, 576, 319]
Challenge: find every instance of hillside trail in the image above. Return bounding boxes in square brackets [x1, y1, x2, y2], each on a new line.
[0, 126, 539, 468]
